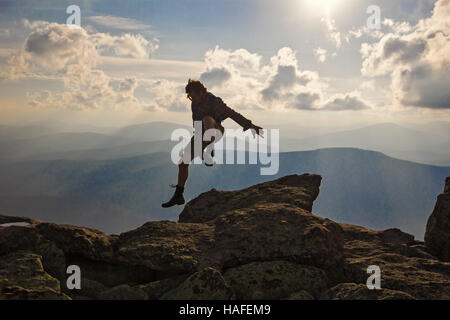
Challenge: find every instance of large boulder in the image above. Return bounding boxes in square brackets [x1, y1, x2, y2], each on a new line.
[178, 174, 344, 271]
[0, 251, 69, 300]
[138, 275, 188, 300]
[160, 267, 235, 300]
[115, 220, 215, 275]
[425, 177, 450, 261]
[222, 260, 327, 299]
[341, 223, 450, 299]
[0, 225, 66, 280]
[211, 203, 344, 271]
[0, 215, 40, 225]
[35, 222, 117, 261]
[179, 174, 322, 223]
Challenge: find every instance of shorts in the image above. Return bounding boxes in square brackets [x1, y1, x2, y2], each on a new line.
[179, 120, 225, 164]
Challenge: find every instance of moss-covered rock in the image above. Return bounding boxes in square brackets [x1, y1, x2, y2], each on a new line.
[286, 290, 314, 300]
[99, 284, 148, 300]
[223, 260, 327, 299]
[425, 176, 450, 261]
[212, 204, 344, 271]
[0, 251, 69, 300]
[138, 275, 188, 299]
[161, 267, 235, 300]
[179, 174, 322, 223]
[115, 220, 215, 274]
[35, 222, 117, 261]
[325, 283, 415, 300]
[1, 174, 449, 300]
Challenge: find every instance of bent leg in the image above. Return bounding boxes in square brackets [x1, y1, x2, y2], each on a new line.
[177, 117, 224, 186]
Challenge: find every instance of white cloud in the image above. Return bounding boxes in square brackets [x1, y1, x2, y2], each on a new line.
[24, 23, 97, 70]
[203, 45, 262, 74]
[314, 47, 327, 63]
[1, 21, 159, 111]
[392, 64, 450, 109]
[197, 46, 266, 110]
[321, 92, 371, 111]
[360, 80, 376, 91]
[361, 34, 427, 76]
[198, 45, 262, 90]
[86, 15, 153, 31]
[1, 19, 376, 114]
[382, 18, 413, 34]
[92, 33, 158, 59]
[195, 45, 368, 113]
[260, 47, 320, 106]
[288, 91, 321, 110]
[145, 79, 189, 112]
[321, 16, 342, 48]
[361, 0, 450, 109]
[260, 65, 316, 101]
[200, 67, 232, 87]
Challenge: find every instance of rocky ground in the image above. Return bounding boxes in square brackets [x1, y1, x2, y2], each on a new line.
[0, 174, 449, 300]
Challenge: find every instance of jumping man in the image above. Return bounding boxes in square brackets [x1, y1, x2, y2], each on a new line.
[161, 79, 263, 208]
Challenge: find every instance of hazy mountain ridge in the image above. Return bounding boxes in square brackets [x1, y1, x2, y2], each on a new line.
[1, 121, 449, 166]
[0, 148, 448, 239]
[277, 122, 450, 166]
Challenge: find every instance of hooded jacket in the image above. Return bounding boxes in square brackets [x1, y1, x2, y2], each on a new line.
[191, 91, 252, 131]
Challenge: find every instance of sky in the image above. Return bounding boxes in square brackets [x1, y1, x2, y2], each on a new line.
[0, 0, 448, 131]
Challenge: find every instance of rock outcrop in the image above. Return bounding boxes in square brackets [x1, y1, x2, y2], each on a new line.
[0, 174, 449, 300]
[425, 177, 450, 262]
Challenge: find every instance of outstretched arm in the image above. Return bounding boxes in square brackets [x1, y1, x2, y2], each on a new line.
[213, 97, 263, 137]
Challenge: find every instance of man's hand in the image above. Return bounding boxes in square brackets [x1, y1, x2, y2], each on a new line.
[249, 124, 264, 138]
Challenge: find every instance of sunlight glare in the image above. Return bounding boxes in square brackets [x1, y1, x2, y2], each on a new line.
[308, 0, 337, 16]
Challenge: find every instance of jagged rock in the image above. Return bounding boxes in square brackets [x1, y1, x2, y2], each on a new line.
[0, 251, 69, 300]
[380, 228, 415, 245]
[115, 220, 215, 275]
[0, 215, 39, 225]
[71, 278, 107, 299]
[99, 284, 148, 300]
[285, 290, 314, 300]
[160, 267, 235, 300]
[0, 225, 66, 280]
[0, 225, 41, 256]
[1, 174, 449, 300]
[179, 174, 322, 223]
[176, 175, 344, 271]
[212, 203, 344, 271]
[425, 176, 450, 262]
[138, 275, 188, 299]
[35, 222, 117, 261]
[326, 283, 415, 300]
[222, 261, 327, 299]
[341, 223, 450, 299]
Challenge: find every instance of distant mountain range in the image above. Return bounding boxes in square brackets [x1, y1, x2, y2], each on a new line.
[0, 122, 190, 162]
[0, 120, 448, 238]
[0, 147, 448, 239]
[1, 121, 448, 166]
[276, 122, 450, 166]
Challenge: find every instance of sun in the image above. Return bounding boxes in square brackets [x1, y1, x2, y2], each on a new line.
[308, 0, 337, 16]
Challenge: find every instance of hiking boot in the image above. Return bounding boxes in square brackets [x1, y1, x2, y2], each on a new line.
[161, 184, 185, 208]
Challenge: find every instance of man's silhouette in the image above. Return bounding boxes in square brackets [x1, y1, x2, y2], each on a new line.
[162, 79, 263, 208]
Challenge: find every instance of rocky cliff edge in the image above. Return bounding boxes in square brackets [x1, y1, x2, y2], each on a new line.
[1, 174, 449, 300]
